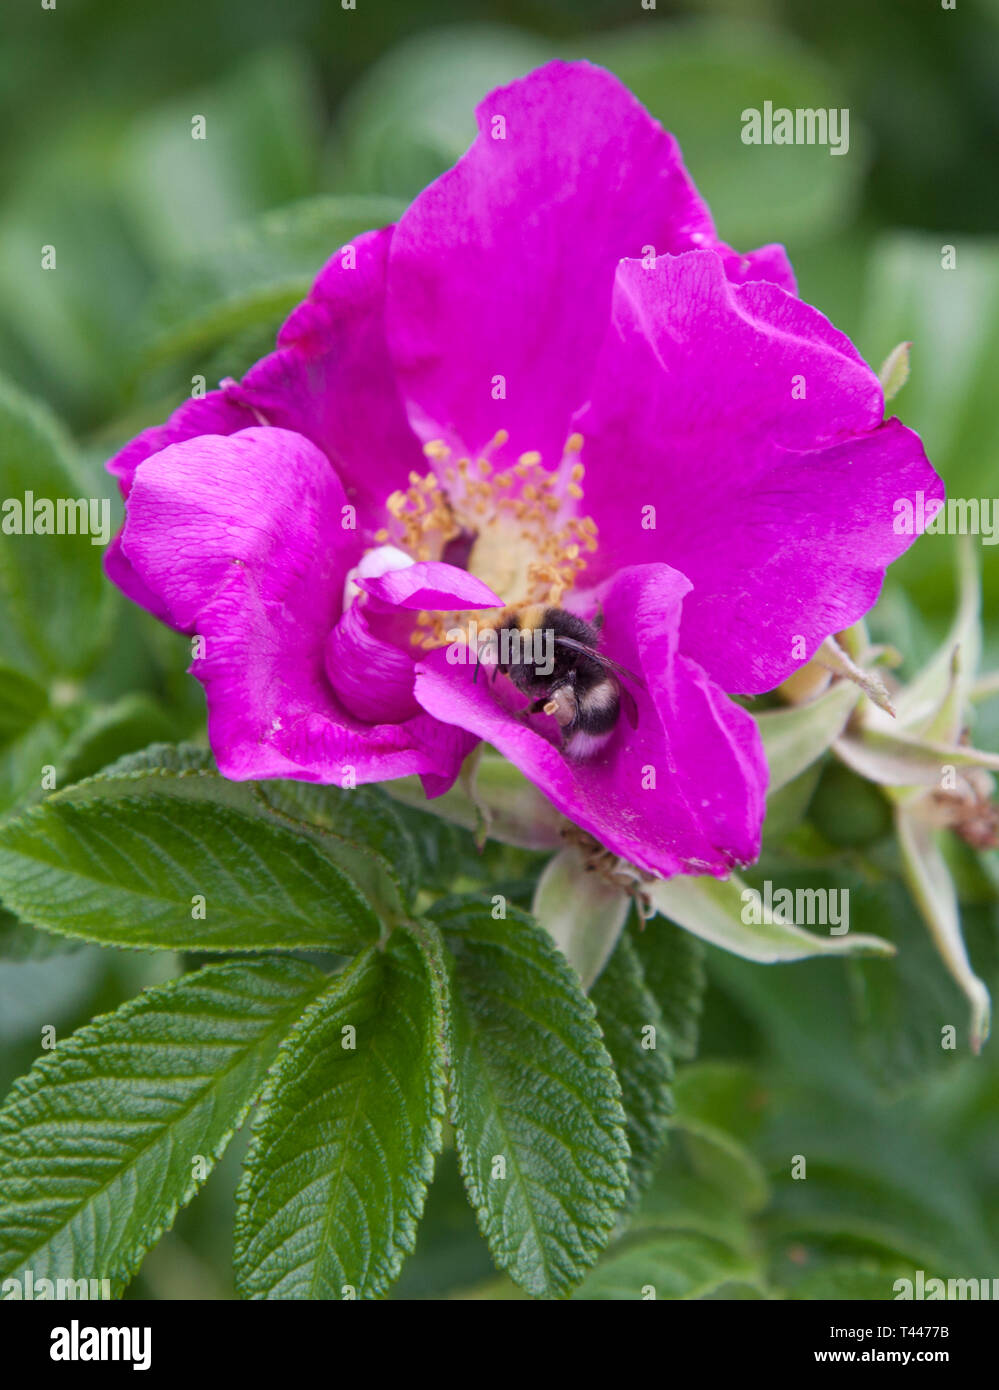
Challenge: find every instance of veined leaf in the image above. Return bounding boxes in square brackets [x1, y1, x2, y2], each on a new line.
[256, 777, 419, 909]
[73, 743, 416, 922]
[591, 932, 673, 1208]
[234, 929, 447, 1299]
[429, 896, 629, 1299]
[0, 789, 379, 954]
[0, 958, 327, 1286]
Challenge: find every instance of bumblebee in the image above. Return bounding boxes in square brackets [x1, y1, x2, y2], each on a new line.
[489, 605, 641, 758]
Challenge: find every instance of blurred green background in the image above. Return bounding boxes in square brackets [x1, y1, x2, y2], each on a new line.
[1, 0, 997, 1299]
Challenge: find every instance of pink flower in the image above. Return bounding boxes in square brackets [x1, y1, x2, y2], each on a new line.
[106, 61, 942, 879]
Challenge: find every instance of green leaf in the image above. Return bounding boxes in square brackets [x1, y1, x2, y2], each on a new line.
[0, 957, 326, 1286]
[0, 666, 79, 822]
[256, 777, 419, 910]
[234, 928, 447, 1299]
[591, 933, 673, 1208]
[634, 1164, 752, 1257]
[0, 780, 380, 954]
[0, 373, 110, 678]
[88, 743, 416, 922]
[0, 706, 83, 823]
[429, 896, 629, 1298]
[671, 1121, 770, 1217]
[141, 195, 403, 367]
[572, 1230, 759, 1302]
[629, 915, 706, 1062]
[59, 696, 180, 786]
[671, 1061, 768, 1143]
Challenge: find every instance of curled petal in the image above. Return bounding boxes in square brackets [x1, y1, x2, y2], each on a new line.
[357, 560, 502, 611]
[327, 559, 500, 724]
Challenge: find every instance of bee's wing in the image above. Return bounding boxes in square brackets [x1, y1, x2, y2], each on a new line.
[553, 636, 646, 690]
[619, 683, 640, 730]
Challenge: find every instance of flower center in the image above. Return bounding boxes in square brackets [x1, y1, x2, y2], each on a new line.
[373, 431, 598, 648]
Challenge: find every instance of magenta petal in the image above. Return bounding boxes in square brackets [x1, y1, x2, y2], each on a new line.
[415, 564, 766, 878]
[358, 560, 502, 611]
[578, 252, 944, 693]
[387, 60, 725, 465]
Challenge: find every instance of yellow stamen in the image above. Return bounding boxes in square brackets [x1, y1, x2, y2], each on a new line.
[374, 433, 600, 652]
